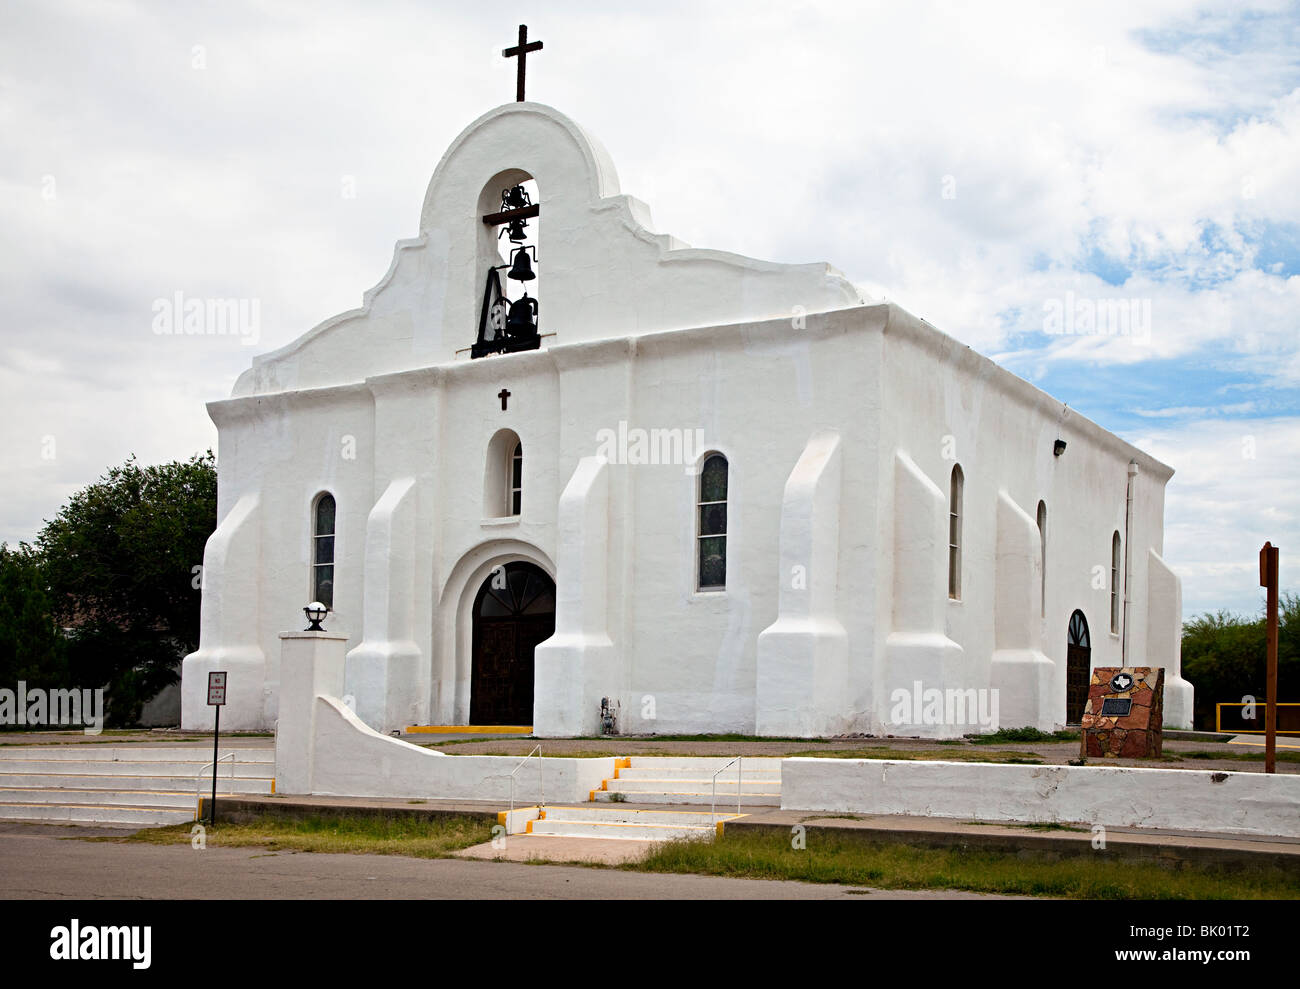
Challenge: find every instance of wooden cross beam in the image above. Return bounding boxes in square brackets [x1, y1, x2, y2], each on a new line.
[481, 203, 539, 227]
[503, 24, 543, 102]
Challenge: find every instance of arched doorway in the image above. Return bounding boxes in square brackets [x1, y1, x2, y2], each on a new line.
[1066, 609, 1092, 724]
[470, 561, 555, 725]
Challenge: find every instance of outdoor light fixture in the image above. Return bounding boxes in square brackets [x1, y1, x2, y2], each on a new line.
[303, 602, 328, 632]
[1054, 439, 1067, 456]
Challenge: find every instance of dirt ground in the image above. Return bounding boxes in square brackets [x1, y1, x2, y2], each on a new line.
[409, 732, 1300, 774]
[3, 727, 1295, 774]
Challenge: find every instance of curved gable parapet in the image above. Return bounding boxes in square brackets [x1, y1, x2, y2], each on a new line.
[231, 101, 863, 397]
[419, 102, 622, 230]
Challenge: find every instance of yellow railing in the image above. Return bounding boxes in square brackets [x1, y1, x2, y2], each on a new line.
[1215, 702, 1300, 735]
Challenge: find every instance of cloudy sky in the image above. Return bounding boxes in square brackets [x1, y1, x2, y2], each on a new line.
[2, 0, 1297, 618]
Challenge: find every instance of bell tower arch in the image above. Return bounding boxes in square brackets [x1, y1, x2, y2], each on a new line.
[472, 169, 542, 358]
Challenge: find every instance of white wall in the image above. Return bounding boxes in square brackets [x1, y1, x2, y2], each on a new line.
[875, 305, 1183, 731]
[781, 757, 1300, 838]
[184, 101, 1188, 737]
[311, 695, 613, 803]
[231, 103, 861, 397]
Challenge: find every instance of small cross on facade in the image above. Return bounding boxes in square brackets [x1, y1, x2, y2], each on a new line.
[498, 388, 511, 411]
[503, 24, 543, 102]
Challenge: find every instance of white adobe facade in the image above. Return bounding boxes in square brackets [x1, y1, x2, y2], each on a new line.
[180, 101, 1194, 738]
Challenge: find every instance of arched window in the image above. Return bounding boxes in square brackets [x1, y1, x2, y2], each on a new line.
[1110, 530, 1121, 634]
[482, 429, 521, 519]
[313, 493, 336, 609]
[1037, 500, 1047, 617]
[948, 465, 963, 600]
[510, 440, 523, 516]
[697, 454, 728, 590]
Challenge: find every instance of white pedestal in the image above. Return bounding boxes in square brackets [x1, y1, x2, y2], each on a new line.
[275, 631, 348, 795]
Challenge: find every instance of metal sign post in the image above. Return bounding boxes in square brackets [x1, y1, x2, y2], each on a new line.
[1260, 543, 1279, 774]
[206, 672, 227, 823]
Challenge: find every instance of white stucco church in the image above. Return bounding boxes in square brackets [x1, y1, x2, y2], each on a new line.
[180, 80, 1194, 738]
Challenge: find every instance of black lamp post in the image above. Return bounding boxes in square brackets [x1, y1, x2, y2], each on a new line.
[303, 602, 328, 632]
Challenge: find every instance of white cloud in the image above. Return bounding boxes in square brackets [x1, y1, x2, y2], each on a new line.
[0, 0, 1297, 620]
[1135, 416, 1299, 616]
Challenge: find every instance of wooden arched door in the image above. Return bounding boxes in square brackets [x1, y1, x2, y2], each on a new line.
[1066, 609, 1092, 724]
[470, 561, 555, 725]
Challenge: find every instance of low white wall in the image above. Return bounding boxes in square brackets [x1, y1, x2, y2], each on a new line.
[780, 757, 1300, 838]
[309, 696, 614, 803]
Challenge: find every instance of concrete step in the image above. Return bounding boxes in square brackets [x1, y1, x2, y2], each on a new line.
[625, 757, 785, 773]
[0, 744, 275, 828]
[0, 787, 198, 809]
[528, 819, 713, 841]
[0, 772, 273, 792]
[535, 805, 741, 827]
[615, 767, 781, 782]
[602, 777, 780, 795]
[526, 805, 744, 842]
[591, 790, 779, 807]
[0, 802, 196, 826]
[0, 745, 274, 763]
[0, 759, 272, 776]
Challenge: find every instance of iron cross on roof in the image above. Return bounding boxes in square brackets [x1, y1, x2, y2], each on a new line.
[503, 24, 543, 102]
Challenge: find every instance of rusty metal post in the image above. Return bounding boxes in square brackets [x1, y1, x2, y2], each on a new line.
[1260, 542, 1279, 774]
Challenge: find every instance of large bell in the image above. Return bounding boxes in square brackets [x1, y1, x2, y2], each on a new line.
[507, 247, 536, 281]
[506, 294, 538, 336]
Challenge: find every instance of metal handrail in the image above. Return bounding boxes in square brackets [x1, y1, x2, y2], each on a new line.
[711, 756, 743, 822]
[194, 752, 235, 821]
[508, 744, 543, 822]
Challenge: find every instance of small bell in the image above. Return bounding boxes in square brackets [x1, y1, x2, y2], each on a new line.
[499, 217, 528, 243]
[502, 185, 531, 211]
[507, 246, 536, 281]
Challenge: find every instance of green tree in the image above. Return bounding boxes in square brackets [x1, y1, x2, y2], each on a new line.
[1181, 593, 1299, 731]
[36, 452, 217, 725]
[0, 542, 69, 689]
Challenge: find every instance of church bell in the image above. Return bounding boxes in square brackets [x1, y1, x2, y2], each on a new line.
[507, 245, 536, 281]
[500, 217, 529, 243]
[502, 184, 531, 211]
[506, 294, 538, 336]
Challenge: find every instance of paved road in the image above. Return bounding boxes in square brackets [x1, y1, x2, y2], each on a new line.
[0, 825, 1016, 900]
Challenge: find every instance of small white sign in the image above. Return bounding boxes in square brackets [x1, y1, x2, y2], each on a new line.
[207, 671, 227, 707]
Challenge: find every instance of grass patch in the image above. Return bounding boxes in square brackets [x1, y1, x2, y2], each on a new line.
[571, 734, 827, 744]
[788, 748, 1044, 764]
[1182, 749, 1300, 762]
[419, 737, 537, 748]
[424, 747, 687, 758]
[967, 727, 1079, 745]
[628, 830, 1300, 899]
[962, 820, 1087, 832]
[111, 812, 492, 858]
[424, 733, 823, 745]
[1019, 822, 1087, 832]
